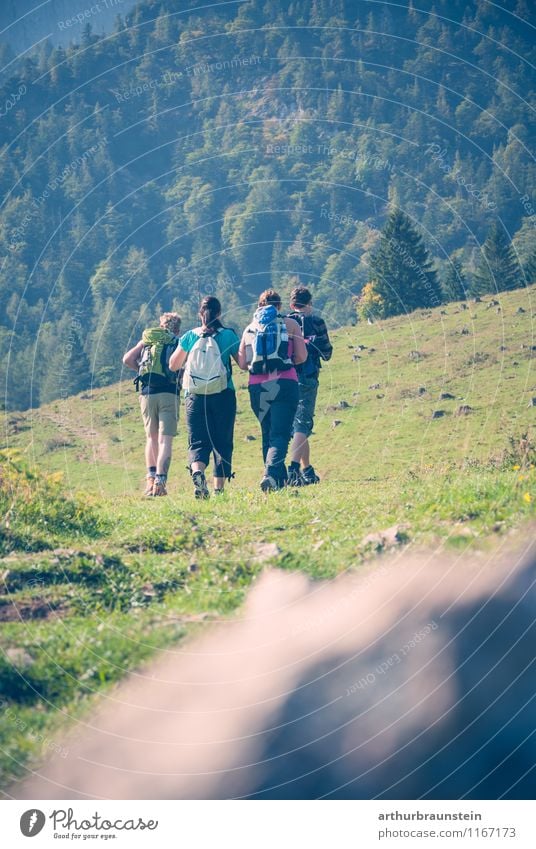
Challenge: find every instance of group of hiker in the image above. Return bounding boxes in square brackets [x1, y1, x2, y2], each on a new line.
[122, 286, 333, 498]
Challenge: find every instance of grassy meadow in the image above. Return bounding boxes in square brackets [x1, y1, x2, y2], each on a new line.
[1, 287, 535, 791]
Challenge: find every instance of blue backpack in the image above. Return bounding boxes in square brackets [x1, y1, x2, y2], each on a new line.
[245, 306, 293, 375]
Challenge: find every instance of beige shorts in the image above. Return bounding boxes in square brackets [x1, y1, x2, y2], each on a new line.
[139, 393, 179, 437]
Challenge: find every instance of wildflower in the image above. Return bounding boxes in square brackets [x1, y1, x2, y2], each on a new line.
[523, 492, 532, 503]
[512, 464, 520, 471]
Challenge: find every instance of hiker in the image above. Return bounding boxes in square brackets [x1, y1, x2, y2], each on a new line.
[238, 289, 307, 492]
[168, 296, 240, 499]
[122, 312, 182, 497]
[286, 286, 333, 485]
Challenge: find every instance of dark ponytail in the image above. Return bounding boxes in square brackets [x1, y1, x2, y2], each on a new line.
[199, 295, 223, 335]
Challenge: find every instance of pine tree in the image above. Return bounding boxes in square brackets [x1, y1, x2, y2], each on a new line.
[270, 232, 287, 288]
[471, 223, 521, 295]
[442, 257, 468, 302]
[512, 217, 536, 285]
[368, 209, 441, 317]
[91, 299, 126, 387]
[524, 252, 536, 285]
[40, 314, 91, 404]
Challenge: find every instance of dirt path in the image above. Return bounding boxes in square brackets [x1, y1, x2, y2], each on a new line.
[38, 404, 112, 465]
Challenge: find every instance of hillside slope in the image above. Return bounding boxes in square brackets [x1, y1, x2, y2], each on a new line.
[5, 286, 536, 493]
[1, 288, 535, 791]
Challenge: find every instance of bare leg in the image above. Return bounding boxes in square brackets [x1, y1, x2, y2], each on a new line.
[145, 433, 158, 468]
[290, 432, 310, 468]
[213, 476, 224, 490]
[156, 435, 173, 476]
[191, 461, 207, 473]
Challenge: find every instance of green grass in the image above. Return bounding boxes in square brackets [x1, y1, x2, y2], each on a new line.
[1, 287, 535, 791]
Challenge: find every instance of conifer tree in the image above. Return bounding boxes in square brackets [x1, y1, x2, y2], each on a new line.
[442, 257, 468, 302]
[270, 232, 287, 288]
[512, 217, 536, 285]
[91, 299, 125, 388]
[368, 209, 441, 317]
[40, 314, 91, 404]
[472, 223, 521, 295]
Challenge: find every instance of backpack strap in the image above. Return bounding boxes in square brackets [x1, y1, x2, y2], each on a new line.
[261, 324, 269, 373]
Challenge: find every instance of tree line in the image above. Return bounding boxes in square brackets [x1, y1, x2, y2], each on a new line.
[357, 209, 529, 320]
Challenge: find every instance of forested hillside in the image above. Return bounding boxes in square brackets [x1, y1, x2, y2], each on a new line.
[0, 0, 139, 55]
[1, 0, 535, 409]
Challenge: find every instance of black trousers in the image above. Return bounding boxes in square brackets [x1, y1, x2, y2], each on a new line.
[249, 379, 299, 484]
[185, 388, 237, 479]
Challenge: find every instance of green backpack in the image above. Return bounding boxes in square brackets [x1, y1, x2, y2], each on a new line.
[134, 327, 179, 391]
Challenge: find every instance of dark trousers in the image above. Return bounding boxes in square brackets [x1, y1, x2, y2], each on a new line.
[249, 379, 299, 484]
[185, 388, 237, 479]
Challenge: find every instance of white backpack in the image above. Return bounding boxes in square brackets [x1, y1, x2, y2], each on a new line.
[183, 329, 228, 395]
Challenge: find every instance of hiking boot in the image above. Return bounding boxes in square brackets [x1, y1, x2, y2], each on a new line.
[213, 488, 225, 496]
[260, 475, 279, 493]
[152, 479, 168, 497]
[300, 465, 320, 485]
[144, 475, 155, 497]
[192, 470, 209, 499]
[287, 466, 302, 487]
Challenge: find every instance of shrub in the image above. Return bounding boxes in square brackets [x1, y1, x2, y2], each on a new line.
[354, 282, 384, 322]
[0, 450, 101, 553]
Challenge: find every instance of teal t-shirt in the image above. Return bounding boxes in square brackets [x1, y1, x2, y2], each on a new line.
[179, 327, 240, 392]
